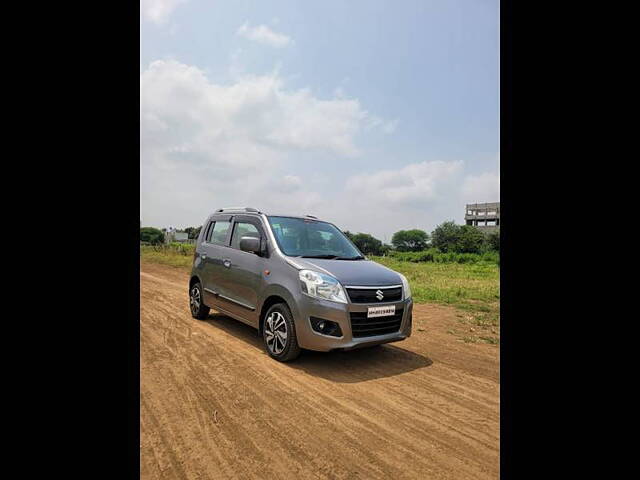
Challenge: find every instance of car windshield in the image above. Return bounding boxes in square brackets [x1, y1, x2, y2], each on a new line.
[267, 216, 364, 259]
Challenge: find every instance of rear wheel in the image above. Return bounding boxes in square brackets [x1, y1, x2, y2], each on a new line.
[263, 303, 301, 362]
[189, 282, 210, 320]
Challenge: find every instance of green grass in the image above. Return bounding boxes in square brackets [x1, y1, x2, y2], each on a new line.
[140, 244, 194, 269]
[388, 248, 499, 265]
[369, 255, 500, 330]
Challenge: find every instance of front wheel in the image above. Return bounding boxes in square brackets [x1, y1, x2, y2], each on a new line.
[263, 303, 301, 362]
[189, 282, 210, 320]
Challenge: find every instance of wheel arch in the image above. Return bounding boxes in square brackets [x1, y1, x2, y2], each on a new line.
[258, 295, 287, 335]
[258, 284, 298, 335]
[189, 274, 202, 290]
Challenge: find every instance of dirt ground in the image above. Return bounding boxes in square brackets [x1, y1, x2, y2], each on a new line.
[140, 261, 499, 480]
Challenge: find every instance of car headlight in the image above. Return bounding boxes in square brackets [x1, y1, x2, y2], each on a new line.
[299, 269, 348, 304]
[399, 273, 412, 300]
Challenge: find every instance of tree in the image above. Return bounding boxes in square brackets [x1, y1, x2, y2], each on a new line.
[391, 229, 429, 252]
[430, 221, 462, 252]
[485, 230, 500, 252]
[351, 233, 383, 255]
[342, 230, 355, 242]
[457, 225, 486, 254]
[184, 226, 202, 240]
[343, 231, 384, 255]
[140, 227, 165, 245]
[430, 221, 489, 253]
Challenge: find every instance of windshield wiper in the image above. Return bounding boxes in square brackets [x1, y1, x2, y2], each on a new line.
[299, 254, 364, 260]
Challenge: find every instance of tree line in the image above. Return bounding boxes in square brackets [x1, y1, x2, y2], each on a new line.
[345, 221, 499, 256]
[140, 221, 499, 255]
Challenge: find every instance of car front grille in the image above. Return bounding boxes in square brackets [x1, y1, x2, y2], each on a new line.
[350, 309, 404, 338]
[345, 286, 402, 303]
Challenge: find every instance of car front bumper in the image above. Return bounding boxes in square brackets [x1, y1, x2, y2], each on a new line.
[294, 294, 413, 352]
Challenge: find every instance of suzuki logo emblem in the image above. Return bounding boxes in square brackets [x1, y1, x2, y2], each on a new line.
[376, 290, 384, 301]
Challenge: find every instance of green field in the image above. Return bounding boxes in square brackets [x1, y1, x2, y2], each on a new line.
[141, 244, 195, 269]
[141, 245, 499, 343]
[369, 256, 499, 314]
[369, 256, 500, 341]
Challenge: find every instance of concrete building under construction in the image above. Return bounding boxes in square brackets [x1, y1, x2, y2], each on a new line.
[465, 202, 500, 233]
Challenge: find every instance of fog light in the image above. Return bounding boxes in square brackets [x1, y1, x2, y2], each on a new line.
[310, 317, 343, 337]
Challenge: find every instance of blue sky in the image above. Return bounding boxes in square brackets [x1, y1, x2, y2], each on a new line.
[140, 0, 499, 241]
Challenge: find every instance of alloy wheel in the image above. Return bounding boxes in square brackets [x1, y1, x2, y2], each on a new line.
[265, 311, 288, 355]
[190, 286, 201, 315]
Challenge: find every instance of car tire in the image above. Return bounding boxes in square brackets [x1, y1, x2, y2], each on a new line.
[189, 282, 210, 320]
[263, 303, 301, 362]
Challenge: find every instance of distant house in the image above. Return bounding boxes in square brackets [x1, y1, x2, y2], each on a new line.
[165, 228, 190, 243]
[465, 202, 500, 233]
[173, 232, 189, 242]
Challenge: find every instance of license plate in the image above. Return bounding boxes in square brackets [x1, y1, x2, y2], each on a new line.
[367, 305, 396, 318]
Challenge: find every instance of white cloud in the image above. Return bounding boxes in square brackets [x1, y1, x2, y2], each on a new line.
[237, 22, 292, 48]
[140, 59, 386, 227]
[346, 160, 463, 205]
[279, 175, 302, 192]
[461, 172, 500, 204]
[140, 0, 186, 26]
[325, 160, 466, 239]
[141, 59, 371, 158]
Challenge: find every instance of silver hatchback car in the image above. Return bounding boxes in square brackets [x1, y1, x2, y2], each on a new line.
[189, 207, 413, 362]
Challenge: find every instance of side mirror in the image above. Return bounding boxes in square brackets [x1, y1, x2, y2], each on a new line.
[239, 236, 261, 254]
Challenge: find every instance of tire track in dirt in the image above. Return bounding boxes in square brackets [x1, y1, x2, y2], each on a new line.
[140, 261, 499, 479]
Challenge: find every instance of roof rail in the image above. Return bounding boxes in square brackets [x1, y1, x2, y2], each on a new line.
[305, 214, 317, 219]
[215, 207, 261, 214]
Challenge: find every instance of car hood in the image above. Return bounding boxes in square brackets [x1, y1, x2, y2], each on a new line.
[287, 257, 402, 286]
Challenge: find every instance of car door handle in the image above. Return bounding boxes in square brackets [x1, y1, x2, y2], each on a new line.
[223, 259, 231, 268]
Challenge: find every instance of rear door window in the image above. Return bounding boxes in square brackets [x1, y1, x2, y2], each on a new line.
[207, 220, 231, 245]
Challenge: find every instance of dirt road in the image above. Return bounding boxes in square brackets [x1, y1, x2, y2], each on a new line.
[140, 262, 499, 480]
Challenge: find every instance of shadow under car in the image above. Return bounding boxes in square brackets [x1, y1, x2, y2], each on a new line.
[203, 312, 433, 383]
